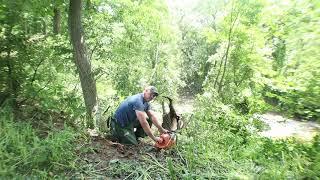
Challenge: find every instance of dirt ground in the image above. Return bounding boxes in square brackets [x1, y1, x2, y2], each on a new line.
[82, 135, 158, 162]
[76, 133, 173, 178]
[76, 97, 194, 178]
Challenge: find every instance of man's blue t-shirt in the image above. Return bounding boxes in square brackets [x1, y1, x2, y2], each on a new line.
[114, 93, 150, 127]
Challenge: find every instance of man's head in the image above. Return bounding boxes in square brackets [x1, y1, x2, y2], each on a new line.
[143, 86, 159, 102]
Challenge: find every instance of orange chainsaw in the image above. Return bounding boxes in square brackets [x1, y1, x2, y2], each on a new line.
[154, 131, 177, 149]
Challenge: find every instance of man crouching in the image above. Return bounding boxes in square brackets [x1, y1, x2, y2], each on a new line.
[110, 86, 168, 145]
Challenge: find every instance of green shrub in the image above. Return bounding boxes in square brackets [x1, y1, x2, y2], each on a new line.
[0, 116, 77, 178]
[171, 93, 320, 179]
[264, 84, 320, 121]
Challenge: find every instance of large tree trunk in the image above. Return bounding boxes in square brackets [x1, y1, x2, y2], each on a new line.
[68, 0, 97, 128]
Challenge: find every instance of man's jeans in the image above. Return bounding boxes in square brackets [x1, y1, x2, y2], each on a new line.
[110, 117, 152, 145]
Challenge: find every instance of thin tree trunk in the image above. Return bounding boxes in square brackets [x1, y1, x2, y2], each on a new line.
[149, 44, 159, 83]
[152, 44, 159, 69]
[53, 7, 61, 34]
[218, 39, 231, 93]
[217, 3, 239, 93]
[42, 19, 47, 35]
[213, 54, 224, 89]
[6, 52, 17, 107]
[4, 26, 19, 115]
[69, 0, 98, 128]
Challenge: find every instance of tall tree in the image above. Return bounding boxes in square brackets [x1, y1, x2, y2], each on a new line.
[216, 1, 239, 93]
[68, 0, 97, 127]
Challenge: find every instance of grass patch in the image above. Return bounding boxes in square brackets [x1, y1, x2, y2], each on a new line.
[0, 115, 78, 178]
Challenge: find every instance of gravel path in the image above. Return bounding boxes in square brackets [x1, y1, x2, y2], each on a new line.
[255, 112, 320, 141]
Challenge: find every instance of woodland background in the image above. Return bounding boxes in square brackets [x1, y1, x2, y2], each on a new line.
[0, 0, 319, 178]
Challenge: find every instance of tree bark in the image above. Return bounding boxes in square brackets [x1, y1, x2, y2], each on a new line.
[68, 0, 98, 128]
[53, 7, 61, 34]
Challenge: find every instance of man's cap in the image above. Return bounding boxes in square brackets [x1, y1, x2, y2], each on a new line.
[147, 86, 159, 96]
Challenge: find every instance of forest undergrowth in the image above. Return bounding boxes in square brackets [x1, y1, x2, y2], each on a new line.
[1, 0, 320, 178]
[1, 94, 319, 179]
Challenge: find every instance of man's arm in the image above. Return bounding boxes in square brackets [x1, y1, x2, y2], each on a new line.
[136, 110, 159, 142]
[146, 110, 168, 134]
